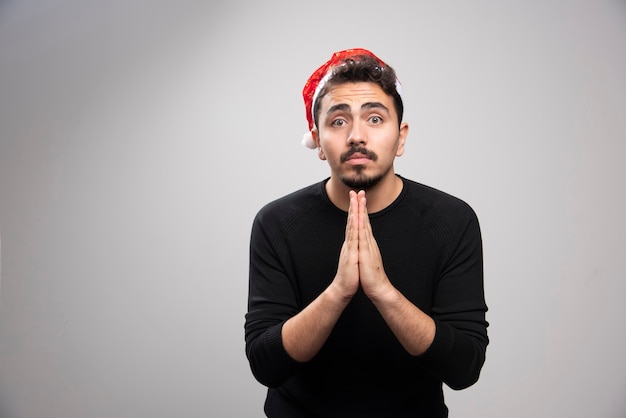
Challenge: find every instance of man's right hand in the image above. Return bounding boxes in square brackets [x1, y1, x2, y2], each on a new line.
[330, 190, 361, 300]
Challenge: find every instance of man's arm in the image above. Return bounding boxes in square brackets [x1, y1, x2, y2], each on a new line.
[355, 191, 436, 355]
[282, 191, 361, 362]
[357, 191, 488, 389]
[281, 283, 350, 362]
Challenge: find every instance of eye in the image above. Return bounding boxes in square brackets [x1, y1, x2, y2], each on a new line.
[331, 118, 347, 127]
[369, 115, 383, 124]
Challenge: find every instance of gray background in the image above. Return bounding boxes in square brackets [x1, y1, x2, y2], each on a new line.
[1, 1, 625, 417]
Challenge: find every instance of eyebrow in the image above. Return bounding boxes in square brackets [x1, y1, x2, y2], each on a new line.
[326, 102, 390, 116]
[361, 102, 390, 114]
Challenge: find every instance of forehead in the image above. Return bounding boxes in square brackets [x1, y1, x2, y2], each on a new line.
[321, 82, 393, 110]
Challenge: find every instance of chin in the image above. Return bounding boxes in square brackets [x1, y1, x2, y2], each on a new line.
[339, 172, 383, 191]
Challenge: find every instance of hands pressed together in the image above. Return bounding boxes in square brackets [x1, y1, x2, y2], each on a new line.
[332, 190, 394, 303]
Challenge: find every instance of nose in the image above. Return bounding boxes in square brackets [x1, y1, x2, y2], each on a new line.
[348, 121, 366, 146]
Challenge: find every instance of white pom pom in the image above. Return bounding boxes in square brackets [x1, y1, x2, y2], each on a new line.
[301, 131, 317, 149]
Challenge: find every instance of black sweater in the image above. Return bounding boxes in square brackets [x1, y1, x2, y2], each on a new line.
[245, 176, 489, 417]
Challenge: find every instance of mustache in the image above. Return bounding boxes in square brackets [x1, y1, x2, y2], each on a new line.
[340, 146, 378, 163]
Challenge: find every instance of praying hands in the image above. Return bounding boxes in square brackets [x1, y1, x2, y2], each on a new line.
[332, 190, 394, 302]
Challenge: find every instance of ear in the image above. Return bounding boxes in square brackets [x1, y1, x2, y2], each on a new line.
[312, 129, 327, 160]
[396, 122, 409, 157]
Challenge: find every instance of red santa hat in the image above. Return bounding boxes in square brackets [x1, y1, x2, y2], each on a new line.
[301, 48, 402, 149]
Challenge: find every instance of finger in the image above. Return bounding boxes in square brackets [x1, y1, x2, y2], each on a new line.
[358, 192, 377, 252]
[356, 190, 366, 229]
[346, 190, 358, 242]
[357, 190, 367, 231]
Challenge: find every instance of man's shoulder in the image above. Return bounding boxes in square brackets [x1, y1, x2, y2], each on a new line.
[262, 181, 323, 208]
[401, 177, 478, 222]
[254, 181, 327, 224]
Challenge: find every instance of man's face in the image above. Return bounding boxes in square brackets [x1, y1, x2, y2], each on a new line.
[313, 82, 408, 190]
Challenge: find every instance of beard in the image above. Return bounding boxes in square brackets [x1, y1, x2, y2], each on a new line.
[339, 167, 384, 190]
[338, 146, 384, 190]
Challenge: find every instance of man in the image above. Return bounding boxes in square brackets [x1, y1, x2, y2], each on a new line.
[245, 48, 489, 417]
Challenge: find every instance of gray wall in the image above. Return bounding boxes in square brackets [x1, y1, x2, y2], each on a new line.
[1, 1, 625, 417]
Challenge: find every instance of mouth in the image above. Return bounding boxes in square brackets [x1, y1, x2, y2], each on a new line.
[341, 148, 377, 165]
[345, 153, 371, 165]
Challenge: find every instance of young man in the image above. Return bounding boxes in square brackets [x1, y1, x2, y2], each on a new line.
[245, 48, 489, 417]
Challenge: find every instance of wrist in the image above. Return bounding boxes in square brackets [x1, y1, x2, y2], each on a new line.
[326, 281, 355, 306]
[367, 280, 399, 306]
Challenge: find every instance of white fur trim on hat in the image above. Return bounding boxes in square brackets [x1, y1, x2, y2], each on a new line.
[302, 131, 316, 149]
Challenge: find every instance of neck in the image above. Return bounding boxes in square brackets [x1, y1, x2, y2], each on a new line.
[326, 171, 403, 213]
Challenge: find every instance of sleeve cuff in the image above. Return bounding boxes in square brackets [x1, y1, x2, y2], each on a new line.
[418, 318, 455, 364]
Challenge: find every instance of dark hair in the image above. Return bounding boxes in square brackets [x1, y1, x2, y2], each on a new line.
[312, 55, 404, 129]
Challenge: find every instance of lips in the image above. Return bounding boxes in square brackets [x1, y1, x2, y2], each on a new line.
[341, 147, 378, 163]
[347, 153, 369, 161]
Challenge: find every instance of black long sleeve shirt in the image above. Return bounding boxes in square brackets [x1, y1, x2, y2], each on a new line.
[245, 176, 489, 417]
